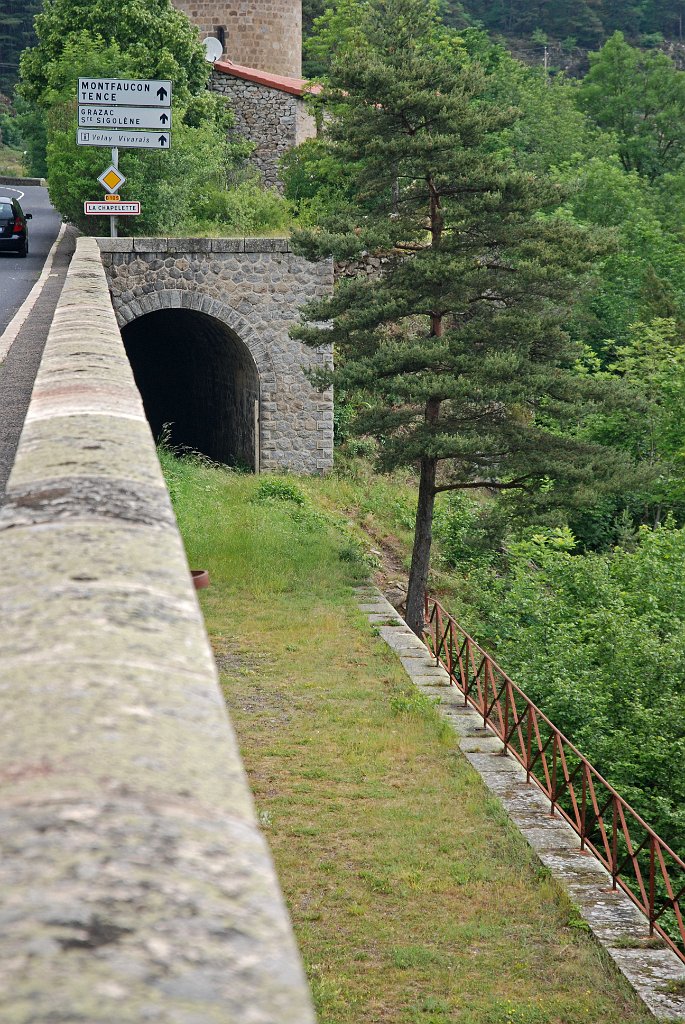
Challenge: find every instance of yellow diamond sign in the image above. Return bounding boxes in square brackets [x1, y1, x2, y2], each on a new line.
[98, 165, 126, 193]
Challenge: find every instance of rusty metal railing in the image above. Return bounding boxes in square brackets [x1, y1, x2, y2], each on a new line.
[423, 594, 685, 963]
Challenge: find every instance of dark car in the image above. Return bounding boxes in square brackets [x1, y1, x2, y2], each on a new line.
[0, 196, 32, 258]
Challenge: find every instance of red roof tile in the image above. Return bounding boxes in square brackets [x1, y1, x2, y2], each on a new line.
[213, 60, 319, 97]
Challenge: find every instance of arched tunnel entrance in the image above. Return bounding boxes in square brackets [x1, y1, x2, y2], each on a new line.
[122, 308, 260, 469]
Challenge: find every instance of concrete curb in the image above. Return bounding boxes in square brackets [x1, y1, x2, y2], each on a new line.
[358, 586, 685, 1023]
[0, 237, 316, 1023]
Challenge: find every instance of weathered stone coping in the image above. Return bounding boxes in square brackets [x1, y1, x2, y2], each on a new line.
[0, 237, 316, 1023]
[97, 236, 294, 253]
[358, 587, 685, 1023]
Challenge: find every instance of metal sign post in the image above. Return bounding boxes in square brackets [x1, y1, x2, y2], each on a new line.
[111, 146, 119, 239]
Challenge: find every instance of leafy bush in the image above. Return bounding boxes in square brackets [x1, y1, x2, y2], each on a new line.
[457, 522, 685, 855]
[253, 479, 306, 505]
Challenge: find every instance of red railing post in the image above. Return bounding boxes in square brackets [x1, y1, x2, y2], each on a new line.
[649, 836, 656, 936]
[526, 710, 533, 783]
[580, 767, 587, 852]
[551, 733, 558, 817]
[501, 681, 510, 756]
[612, 795, 619, 890]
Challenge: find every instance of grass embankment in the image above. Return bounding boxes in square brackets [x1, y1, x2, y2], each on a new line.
[0, 144, 26, 177]
[162, 452, 654, 1024]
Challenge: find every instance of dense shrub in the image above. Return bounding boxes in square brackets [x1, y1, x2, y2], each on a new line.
[453, 523, 685, 854]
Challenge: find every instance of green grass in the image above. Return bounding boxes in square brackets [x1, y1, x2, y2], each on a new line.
[161, 451, 655, 1024]
[0, 143, 26, 178]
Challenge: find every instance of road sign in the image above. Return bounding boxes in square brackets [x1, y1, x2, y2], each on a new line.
[78, 78, 172, 108]
[98, 165, 126, 193]
[85, 201, 141, 216]
[78, 129, 171, 150]
[79, 105, 172, 130]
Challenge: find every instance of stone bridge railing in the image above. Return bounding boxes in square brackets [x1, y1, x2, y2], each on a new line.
[0, 237, 316, 1023]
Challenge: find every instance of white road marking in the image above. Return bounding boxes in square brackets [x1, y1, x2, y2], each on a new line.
[0, 187, 26, 200]
[0, 222, 67, 365]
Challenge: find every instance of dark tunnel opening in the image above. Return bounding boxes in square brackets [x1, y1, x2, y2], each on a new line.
[122, 308, 260, 469]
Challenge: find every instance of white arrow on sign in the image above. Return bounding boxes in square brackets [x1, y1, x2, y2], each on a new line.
[79, 106, 172, 130]
[77, 129, 171, 150]
[78, 78, 172, 108]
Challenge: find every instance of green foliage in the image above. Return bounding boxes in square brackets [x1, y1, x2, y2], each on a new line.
[579, 33, 685, 181]
[292, 0, 639, 628]
[254, 479, 307, 505]
[0, 108, 22, 148]
[20, 0, 208, 108]
[187, 178, 292, 236]
[457, 522, 685, 855]
[0, 0, 40, 94]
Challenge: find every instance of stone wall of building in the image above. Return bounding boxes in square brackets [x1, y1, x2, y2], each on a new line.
[98, 237, 334, 475]
[172, 0, 302, 77]
[211, 71, 315, 189]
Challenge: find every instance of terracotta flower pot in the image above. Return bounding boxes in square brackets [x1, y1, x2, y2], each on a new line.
[192, 569, 210, 590]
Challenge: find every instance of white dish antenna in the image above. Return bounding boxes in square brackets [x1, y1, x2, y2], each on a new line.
[203, 36, 224, 64]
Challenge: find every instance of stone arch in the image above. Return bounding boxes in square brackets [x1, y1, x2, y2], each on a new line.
[115, 289, 277, 386]
[118, 290, 274, 470]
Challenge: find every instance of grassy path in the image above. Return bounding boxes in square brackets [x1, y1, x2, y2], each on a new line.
[163, 454, 654, 1024]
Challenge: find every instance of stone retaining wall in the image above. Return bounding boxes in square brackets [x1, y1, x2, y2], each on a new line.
[99, 236, 334, 474]
[0, 236, 317, 1023]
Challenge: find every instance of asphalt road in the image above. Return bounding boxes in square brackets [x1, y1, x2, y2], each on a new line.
[0, 184, 63, 334]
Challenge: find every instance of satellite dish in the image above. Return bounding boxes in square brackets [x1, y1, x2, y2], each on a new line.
[203, 36, 224, 64]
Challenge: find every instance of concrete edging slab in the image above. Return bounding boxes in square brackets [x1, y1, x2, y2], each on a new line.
[358, 586, 685, 1023]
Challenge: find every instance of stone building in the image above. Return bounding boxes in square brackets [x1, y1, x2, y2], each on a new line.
[171, 0, 302, 77]
[171, 0, 315, 187]
[211, 61, 316, 189]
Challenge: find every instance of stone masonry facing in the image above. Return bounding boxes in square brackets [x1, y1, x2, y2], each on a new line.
[98, 237, 334, 475]
[210, 71, 315, 189]
[171, 0, 302, 77]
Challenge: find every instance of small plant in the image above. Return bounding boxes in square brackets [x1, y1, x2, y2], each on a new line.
[254, 478, 306, 504]
[390, 688, 439, 719]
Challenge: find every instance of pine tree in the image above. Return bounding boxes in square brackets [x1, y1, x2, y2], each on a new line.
[293, 0, 635, 635]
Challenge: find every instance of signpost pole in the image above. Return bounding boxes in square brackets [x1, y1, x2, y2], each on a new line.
[110, 146, 119, 239]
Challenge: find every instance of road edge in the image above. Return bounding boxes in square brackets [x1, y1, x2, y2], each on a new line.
[0, 222, 67, 365]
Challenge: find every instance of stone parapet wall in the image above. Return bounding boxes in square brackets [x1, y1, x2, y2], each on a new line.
[99, 236, 334, 475]
[211, 71, 315, 189]
[172, 0, 302, 77]
[0, 236, 317, 1023]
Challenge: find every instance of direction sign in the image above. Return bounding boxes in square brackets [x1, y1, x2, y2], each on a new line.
[77, 129, 171, 150]
[78, 78, 172, 108]
[85, 201, 141, 216]
[98, 165, 126, 193]
[79, 105, 172, 130]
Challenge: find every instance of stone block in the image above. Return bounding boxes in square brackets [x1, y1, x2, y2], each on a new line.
[244, 238, 290, 252]
[97, 237, 133, 252]
[133, 237, 168, 253]
[211, 238, 245, 252]
[168, 237, 212, 253]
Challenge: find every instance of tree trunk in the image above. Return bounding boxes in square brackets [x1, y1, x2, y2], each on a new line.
[406, 453, 438, 637]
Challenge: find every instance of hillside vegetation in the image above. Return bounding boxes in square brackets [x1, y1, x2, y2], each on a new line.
[161, 449, 656, 1024]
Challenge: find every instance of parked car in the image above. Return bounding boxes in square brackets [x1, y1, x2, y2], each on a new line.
[0, 196, 32, 258]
